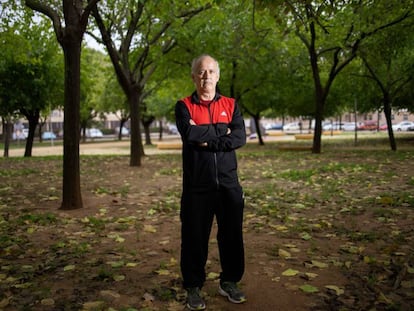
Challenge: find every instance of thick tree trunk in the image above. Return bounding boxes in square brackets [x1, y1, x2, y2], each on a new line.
[60, 40, 83, 210]
[129, 90, 144, 166]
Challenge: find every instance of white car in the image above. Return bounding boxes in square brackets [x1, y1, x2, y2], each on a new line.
[115, 127, 130, 136]
[323, 122, 346, 131]
[86, 128, 104, 138]
[392, 121, 414, 131]
[342, 122, 358, 131]
[283, 122, 300, 131]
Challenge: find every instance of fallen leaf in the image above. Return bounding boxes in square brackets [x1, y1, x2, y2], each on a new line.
[311, 260, 328, 269]
[63, 265, 75, 271]
[278, 249, 291, 259]
[325, 285, 344, 295]
[300, 232, 312, 240]
[144, 224, 157, 233]
[207, 272, 220, 280]
[299, 284, 319, 293]
[107, 260, 124, 268]
[40, 298, 55, 306]
[113, 274, 125, 281]
[155, 269, 170, 276]
[282, 268, 300, 276]
[82, 301, 106, 310]
[302, 272, 318, 280]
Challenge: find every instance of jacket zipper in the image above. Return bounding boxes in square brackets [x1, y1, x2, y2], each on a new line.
[207, 102, 220, 189]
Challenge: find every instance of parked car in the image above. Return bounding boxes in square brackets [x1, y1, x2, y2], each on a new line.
[115, 127, 130, 136]
[265, 123, 283, 130]
[392, 121, 414, 131]
[408, 124, 414, 131]
[42, 131, 57, 140]
[166, 124, 178, 135]
[12, 129, 28, 140]
[379, 124, 388, 131]
[342, 122, 359, 131]
[85, 128, 103, 138]
[283, 122, 300, 131]
[323, 122, 346, 131]
[357, 121, 378, 131]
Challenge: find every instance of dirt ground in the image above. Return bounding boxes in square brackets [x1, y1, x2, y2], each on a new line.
[1, 137, 414, 311]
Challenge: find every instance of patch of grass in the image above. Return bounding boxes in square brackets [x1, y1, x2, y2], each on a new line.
[17, 212, 57, 226]
[83, 216, 107, 232]
[158, 167, 180, 175]
[0, 167, 40, 177]
[279, 169, 315, 181]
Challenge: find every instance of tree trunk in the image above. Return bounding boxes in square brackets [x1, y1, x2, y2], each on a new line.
[23, 110, 40, 157]
[129, 90, 144, 166]
[307, 20, 324, 154]
[60, 40, 83, 210]
[117, 119, 127, 141]
[383, 94, 397, 151]
[142, 116, 155, 145]
[3, 121, 13, 157]
[158, 120, 163, 141]
[253, 115, 265, 146]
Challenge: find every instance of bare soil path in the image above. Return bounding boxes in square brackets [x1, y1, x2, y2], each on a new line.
[1, 136, 413, 310]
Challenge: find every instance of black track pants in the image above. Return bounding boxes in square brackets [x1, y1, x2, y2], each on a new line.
[180, 186, 245, 289]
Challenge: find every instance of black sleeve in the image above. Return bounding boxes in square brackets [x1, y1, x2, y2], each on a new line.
[175, 101, 217, 145]
[207, 102, 246, 151]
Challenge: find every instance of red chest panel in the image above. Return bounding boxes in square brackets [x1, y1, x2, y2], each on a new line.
[182, 96, 234, 125]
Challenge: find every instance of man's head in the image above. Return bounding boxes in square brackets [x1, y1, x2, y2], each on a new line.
[191, 55, 220, 98]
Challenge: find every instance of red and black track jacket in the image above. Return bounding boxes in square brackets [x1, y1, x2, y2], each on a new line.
[175, 91, 246, 192]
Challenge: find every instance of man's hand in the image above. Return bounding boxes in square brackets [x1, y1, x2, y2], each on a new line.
[189, 119, 196, 125]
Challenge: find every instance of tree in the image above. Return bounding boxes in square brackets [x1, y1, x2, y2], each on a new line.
[79, 48, 109, 142]
[25, 0, 101, 210]
[100, 73, 130, 140]
[263, 0, 414, 153]
[358, 22, 414, 151]
[0, 6, 62, 156]
[0, 27, 30, 157]
[90, 0, 211, 166]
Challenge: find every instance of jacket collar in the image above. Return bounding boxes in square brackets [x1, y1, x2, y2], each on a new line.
[191, 91, 221, 104]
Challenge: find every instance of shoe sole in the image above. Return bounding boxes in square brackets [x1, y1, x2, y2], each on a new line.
[186, 302, 206, 310]
[218, 286, 247, 304]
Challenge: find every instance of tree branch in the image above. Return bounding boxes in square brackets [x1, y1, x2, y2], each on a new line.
[81, 0, 101, 28]
[25, 0, 63, 42]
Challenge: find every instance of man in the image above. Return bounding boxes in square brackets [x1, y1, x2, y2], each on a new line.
[175, 54, 247, 310]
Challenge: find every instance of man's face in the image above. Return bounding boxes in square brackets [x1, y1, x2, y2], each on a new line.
[192, 57, 220, 93]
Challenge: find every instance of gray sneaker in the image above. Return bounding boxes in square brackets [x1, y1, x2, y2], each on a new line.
[218, 281, 247, 304]
[186, 287, 206, 310]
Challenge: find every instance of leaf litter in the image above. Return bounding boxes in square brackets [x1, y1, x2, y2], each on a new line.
[0, 145, 413, 310]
